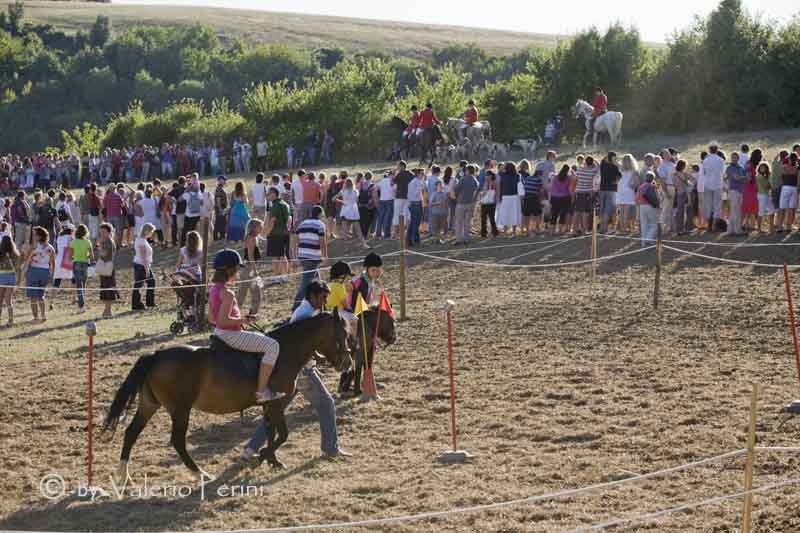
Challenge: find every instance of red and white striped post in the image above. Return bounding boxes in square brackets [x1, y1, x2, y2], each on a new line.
[438, 300, 473, 464]
[76, 321, 107, 500]
[782, 264, 800, 415]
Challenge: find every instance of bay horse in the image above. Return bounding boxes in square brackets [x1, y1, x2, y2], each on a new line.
[102, 311, 352, 482]
[389, 116, 448, 167]
[339, 308, 397, 397]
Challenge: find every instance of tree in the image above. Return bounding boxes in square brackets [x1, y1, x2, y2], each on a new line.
[61, 122, 104, 155]
[315, 47, 344, 69]
[7, 0, 24, 36]
[89, 15, 111, 48]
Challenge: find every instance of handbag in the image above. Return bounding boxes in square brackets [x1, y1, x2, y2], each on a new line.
[95, 258, 114, 277]
[60, 247, 73, 271]
[517, 177, 526, 197]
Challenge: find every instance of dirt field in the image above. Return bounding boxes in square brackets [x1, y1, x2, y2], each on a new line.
[1, 228, 800, 532]
[2, 129, 800, 531]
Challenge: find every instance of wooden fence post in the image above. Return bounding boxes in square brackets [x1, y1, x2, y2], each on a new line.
[399, 214, 407, 321]
[741, 383, 759, 533]
[653, 224, 662, 309]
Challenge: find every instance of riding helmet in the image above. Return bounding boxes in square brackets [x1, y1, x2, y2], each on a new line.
[213, 249, 244, 270]
[363, 252, 383, 268]
[330, 261, 354, 280]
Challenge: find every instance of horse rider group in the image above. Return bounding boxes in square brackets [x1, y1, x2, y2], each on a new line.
[402, 100, 482, 143]
[402, 103, 441, 141]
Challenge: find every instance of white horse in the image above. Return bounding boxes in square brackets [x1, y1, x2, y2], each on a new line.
[573, 100, 623, 150]
[446, 118, 492, 144]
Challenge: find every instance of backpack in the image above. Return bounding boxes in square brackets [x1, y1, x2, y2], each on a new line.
[188, 192, 202, 214]
[358, 182, 372, 206]
[57, 205, 70, 222]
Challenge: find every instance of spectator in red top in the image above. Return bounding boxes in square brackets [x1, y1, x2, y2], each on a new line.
[590, 87, 608, 133]
[419, 103, 441, 130]
[103, 184, 125, 246]
[404, 105, 421, 140]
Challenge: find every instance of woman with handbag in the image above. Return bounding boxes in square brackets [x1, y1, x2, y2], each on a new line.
[97, 222, 118, 318]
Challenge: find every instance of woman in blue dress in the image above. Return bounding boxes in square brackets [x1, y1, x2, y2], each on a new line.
[227, 181, 250, 244]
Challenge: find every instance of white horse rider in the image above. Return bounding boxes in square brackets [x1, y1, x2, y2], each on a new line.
[573, 94, 624, 149]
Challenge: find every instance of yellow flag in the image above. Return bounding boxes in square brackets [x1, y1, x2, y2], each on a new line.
[354, 293, 368, 316]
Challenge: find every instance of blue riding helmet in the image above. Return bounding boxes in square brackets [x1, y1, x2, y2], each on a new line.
[213, 249, 244, 270]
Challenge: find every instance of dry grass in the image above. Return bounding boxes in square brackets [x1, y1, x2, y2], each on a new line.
[1, 129, 800, 531]
[4, 0, 565, 58]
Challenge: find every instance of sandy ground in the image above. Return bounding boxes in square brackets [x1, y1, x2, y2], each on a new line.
[1, 228, 800, 532]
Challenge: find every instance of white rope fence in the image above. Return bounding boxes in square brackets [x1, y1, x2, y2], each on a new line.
[406, 245, 655, 269]
[567, 477, 800, 532]
[662, 244, 800, 269]
[137, 446, 799, 533]
[599, 233, 800, 247]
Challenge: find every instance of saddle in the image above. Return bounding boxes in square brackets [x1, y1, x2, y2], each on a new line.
[209, 335, 260, 359]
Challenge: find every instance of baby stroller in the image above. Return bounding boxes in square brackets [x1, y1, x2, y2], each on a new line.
[164, 268, 204, 335]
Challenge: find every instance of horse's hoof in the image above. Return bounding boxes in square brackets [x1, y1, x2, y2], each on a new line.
[192, 470, 214, 483]
[269, 460, 286, 470]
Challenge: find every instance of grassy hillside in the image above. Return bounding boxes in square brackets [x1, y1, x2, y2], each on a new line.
[5, 0, 567, 58]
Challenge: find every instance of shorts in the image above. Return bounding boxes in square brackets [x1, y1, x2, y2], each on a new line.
[521, 194, 542, 217]
[26, 266, 50, 299]
[266, 234, 290, 258]
[618, 204, 637, 223]
[393, 199, 409, 226]
[550, 196, 572, 224]
[574, 192, 594, 213]
[772, 187, 782, 211]
[779, 185, 798, 210]
[757, 193, 775, 217]
[0, 271, 16, 287]
[127, 214, 135, 228]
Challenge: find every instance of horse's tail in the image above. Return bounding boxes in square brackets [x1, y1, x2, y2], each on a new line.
[102, 352, 160, 435]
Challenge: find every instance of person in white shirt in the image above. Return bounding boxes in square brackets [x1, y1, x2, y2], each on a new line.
[256, 138, 269, 171]
[739, 144, 750, 170]
[181, 177, 204, 242]
[250, 173, 268, 221]
[701, 143, 726, 231]
[242, 142, 252, 174]
[657, 148, 677, 233]
[375, 172, 396, 239]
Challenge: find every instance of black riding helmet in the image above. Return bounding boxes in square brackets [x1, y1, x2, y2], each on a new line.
[213, 249, 244, 270]
[330, 261, 354, 280]
[363, 252, 383, 268]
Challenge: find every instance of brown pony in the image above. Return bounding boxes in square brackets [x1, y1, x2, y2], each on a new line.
[103, 311, 352, 481]
[340, 308, 397, 396]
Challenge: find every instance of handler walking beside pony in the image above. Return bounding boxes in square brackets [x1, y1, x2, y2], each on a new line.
[242, 280, 352, 460]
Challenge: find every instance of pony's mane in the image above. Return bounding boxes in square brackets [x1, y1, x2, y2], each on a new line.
[268, 312, 336, 336]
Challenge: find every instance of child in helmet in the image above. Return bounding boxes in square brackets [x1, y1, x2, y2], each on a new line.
[338, 252, 384, 395]
[327, 260, 357, 334]
[208, 249, 284, 404]
[349, 252, 384, 309]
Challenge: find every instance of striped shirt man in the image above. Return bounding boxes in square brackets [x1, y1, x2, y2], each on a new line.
[575, 164, 599, 193]
[296, 217, 327, 262]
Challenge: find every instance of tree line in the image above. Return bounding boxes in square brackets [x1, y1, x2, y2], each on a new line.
[0, 0, 797, 165]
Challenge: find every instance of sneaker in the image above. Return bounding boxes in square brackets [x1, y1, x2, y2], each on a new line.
[323, 448, 353, 459]
[255, 389, 285, 404]
[240, 447, 258, 460]
[78, 307, 86, 314]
